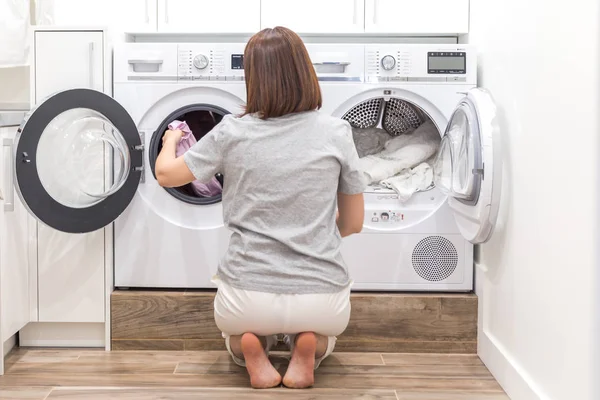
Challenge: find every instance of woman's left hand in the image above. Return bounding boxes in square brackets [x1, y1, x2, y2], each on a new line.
[162, 129, 184, 145]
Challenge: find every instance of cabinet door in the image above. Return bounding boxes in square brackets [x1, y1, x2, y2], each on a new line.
[33, 31, 107, 323]
[34, 31, 104, 101]
[261, 0, 365, 33]
[365, 0, 469, 34]
[0, 127, 31, 344]
[157, 0, 260, 33]
[44, 0, 157, 32]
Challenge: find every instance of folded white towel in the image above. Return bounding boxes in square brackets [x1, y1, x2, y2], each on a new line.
[381, 163, 434, 202]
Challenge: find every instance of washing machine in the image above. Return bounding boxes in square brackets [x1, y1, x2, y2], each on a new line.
[307, 43, 502, 291]
[109, 43, 249, 288]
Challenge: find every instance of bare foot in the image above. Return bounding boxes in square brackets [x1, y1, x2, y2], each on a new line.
[283, 332, 316, 389]
[241, 332, 281, 389]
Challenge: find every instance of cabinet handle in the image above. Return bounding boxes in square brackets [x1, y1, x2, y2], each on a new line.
[373, 0, 379, 24]
[3, 138, 14, 212]
[145, 0, 150, 23]
[88, 42, 95, 89]
[353, 0, 358, 25]
[164, 0, 169, 23]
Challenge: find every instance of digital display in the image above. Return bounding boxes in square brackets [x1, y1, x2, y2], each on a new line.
[231, 54, 244, 70]
[428, 52, 466, 74]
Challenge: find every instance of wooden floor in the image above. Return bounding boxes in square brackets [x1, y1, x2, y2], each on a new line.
[0, 348, 508, 399]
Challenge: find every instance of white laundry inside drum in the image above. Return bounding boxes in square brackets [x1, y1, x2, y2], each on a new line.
[343, 98, 441, 202]
[150, 107, 226, 205]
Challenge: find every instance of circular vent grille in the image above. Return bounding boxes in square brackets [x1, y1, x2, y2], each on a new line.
[412, 236, 458, 282]
[342, 98, 383, 129]
[383, 98, 424, 136]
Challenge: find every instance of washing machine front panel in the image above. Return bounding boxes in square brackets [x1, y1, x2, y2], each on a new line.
[112, 44, 248, 289]
[341, 232, 473, 291]
[114, 85, 246, 231]
[325, 85, 463, 234]
[14, 88, 142, 233]
[114, 191, 231, 288]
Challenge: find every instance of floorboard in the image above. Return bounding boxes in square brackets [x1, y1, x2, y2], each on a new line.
[0, 348, 508, 399]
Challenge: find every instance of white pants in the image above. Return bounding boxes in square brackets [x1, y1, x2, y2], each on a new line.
[212, 276, 352, 368]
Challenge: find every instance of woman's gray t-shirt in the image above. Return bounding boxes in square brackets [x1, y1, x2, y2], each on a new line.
[183, 111, 366, 294]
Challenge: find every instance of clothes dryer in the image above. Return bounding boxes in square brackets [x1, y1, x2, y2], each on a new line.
[308, 43, 501, 291]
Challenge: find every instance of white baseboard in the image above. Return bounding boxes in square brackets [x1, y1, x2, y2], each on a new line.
[3, 334, 16, 357]
[476, 262, 546, 400]
[1, 334, 17, 376]
[19, 322, 105, 348]
[478, 331, 549, 400]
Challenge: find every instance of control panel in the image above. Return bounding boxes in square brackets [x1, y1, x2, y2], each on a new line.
[365, 44, 476, 84]
[178, 44, 246, 81]
[113, 43, 248, 83]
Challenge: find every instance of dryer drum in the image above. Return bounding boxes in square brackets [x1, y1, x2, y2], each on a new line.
[342, 98, 424, 136]
[382, 98, 424, 136]
[149, 104, 228, 206]
[342, 98, 383, 129]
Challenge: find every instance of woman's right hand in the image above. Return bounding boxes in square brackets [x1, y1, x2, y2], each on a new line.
[162, 129, 184, 145]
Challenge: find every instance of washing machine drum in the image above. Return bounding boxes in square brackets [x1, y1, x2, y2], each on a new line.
[342, 98, 425, 136]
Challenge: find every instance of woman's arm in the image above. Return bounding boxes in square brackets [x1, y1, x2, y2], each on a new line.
[155, 130, 196, 188]
[336, 192, 364, 237]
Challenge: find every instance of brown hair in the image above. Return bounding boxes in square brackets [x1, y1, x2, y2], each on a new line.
[243, 27, 322, 119]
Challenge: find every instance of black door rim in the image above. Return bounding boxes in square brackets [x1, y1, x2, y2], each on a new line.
[14, 88, 142, 233]
[149, 104, 229, 206]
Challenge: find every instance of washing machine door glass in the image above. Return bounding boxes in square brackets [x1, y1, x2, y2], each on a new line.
[14, 89, 142, 234]
[433, 88, 502, 244]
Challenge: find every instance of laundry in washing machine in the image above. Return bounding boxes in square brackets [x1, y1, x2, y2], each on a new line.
[150, 106, 228, 205]
[169, 119, 222, 198]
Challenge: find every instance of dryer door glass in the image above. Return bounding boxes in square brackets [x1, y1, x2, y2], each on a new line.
[433, 88, 502, 244]
[14, 89, 142, 234]
[433, 101, 481, 203]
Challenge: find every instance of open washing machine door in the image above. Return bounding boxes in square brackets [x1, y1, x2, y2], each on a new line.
[13, 89, 142, 234]
[433, 88, 501, 244]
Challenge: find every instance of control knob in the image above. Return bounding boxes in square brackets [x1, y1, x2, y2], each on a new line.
[193, 54, 209, 70]
[381, 55, 396, 71]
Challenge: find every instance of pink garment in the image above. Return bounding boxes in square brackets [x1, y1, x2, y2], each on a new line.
[168, 120, 223, 197]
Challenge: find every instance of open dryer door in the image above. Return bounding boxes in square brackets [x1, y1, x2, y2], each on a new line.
[13, 89, 143, 234]
[433, 88, 501, 244]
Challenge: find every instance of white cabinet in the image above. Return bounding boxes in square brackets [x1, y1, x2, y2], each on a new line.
[0, 126, 31, 344]
[34, 31, 104, 100]
[41, 0, 157, 33]
[364, 0, 469, 34]
[157, 0, 260, 33]
[261, 0, 365, 34]
[32, 30, 106, 323]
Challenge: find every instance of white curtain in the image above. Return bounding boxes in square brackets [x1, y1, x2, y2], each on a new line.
[0, 0, 31, 67]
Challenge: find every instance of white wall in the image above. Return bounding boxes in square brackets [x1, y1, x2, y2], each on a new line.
[469, 1, 599, 399]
